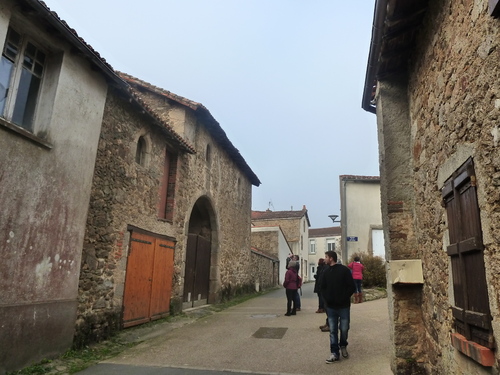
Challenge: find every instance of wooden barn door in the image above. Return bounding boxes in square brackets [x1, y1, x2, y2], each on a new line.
[183, 233, 211, 308]
[123, 231, 175, 328]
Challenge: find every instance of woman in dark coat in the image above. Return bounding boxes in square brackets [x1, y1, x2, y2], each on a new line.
[314, 258, 326, 313]
[283, 261, 300, 316]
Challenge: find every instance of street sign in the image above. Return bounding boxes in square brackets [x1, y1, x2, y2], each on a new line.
[346, 236, 358, 242]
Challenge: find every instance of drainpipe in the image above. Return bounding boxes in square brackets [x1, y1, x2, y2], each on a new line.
[340, 178, 347, 264]
[361, 0, 389, 113]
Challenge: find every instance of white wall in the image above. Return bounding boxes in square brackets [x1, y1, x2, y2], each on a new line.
[341, 179, 382, 263]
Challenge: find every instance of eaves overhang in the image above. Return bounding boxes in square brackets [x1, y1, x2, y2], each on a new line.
[361, 0, 430, 114]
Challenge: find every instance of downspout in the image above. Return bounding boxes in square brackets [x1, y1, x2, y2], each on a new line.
[340, 178, 347, 264]
[361, 0, 389, 113]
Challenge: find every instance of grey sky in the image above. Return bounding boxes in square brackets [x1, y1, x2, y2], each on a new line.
[42, 0, 379, 228]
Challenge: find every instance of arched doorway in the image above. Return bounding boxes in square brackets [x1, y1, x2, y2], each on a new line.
[183, 197, 216, 308]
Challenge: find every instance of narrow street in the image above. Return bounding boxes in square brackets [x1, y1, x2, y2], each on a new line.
[77, 282, 391, 375]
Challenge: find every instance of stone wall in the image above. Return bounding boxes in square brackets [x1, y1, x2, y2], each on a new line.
[77, 87, 254, 345]
[379, 0, 500, 372]
[251, 231, 279, 257]
[250, 250, 279, 291]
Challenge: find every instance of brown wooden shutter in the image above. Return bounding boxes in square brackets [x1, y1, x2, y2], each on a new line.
[442, 158, 494, 348]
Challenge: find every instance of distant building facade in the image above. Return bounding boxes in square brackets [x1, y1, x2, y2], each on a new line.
[339, 175, 383, 264]
[308, 226, 341, 276]
[251, 226, 292, 283]
[251, 206, 311, 280]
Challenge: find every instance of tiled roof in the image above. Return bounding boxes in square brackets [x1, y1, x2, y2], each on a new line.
[28, 1, 195, 154]
[119, 73, 261, 187]
[251, 247, 279, 262]
[251, 206, 311, 226]
[309, 226, 341, 237]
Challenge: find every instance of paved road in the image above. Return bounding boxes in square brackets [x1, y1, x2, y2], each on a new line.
[78, 282, 392, 375]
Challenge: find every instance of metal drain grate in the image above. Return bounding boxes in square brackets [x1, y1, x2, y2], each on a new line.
[252, 327, 288, 339]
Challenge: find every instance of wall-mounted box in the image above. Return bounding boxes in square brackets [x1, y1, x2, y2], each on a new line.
[387, 259, 424, 284]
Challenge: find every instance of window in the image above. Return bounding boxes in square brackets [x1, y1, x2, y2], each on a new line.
[442, 158, 494, 349]
[135, 136, 146, 165]
[309, 239, 316, 254]
[158, 149, 177, 221]
[0, 27, 45, 132]
[205, 144, 211, 164]
[327, 239, 335, 251]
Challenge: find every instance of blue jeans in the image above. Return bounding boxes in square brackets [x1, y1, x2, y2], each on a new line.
[354, 279, 362, 293]
[326, 306, 350, 355]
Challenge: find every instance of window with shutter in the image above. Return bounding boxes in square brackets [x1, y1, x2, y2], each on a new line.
[441, 158, 494, 349]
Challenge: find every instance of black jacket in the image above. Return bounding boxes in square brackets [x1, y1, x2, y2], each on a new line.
[320, 263, 356, 309]
[313, 264, 326, 293]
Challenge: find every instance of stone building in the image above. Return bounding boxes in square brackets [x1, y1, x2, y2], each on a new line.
[77, 73, 261, 345]
[308, 226, 341, 275]
[362, 0, 500, 372]
[251, 225, 292, 284]
[250, 247, 280, 291]
[0, 0, 126, 371]
[251, 206, 310, 280]
[339, 175, 383, 264]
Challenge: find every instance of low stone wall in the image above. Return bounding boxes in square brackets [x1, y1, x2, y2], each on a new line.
[250, 250, 279, 291]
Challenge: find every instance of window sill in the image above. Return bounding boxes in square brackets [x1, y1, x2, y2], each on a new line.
[0, 117, 53, 149]
[157, 218, 173, 224]
[451, 333, 495, 367]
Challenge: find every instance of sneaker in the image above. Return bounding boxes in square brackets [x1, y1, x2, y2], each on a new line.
[325, 353, 339, 363]
[340, 346, 349, 358]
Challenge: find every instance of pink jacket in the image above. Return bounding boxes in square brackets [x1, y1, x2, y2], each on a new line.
[348, 261, 364, 280]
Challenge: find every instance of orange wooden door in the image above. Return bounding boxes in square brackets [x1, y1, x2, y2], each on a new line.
[123, 231, 176, 327]
[123, 232, 155, 327]
[150, 238, 175, 320]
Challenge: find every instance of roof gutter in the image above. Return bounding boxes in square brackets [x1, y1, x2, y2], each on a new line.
[361, 0, 388, 114]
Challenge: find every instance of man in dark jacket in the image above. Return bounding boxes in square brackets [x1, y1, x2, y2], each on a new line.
[321, 250, 355, 363]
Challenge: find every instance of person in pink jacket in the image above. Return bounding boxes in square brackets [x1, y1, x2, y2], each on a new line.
[348, 257, 365, 303]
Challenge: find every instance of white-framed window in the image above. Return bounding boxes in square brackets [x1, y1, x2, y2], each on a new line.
[309, 239, 316, 254]
[327, 239, 335, 251]
[0, 27, 46, 132]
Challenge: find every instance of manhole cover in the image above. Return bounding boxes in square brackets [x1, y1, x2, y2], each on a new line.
[252, 327, 288, 339]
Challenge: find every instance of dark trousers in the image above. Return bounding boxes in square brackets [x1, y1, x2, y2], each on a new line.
[286, 289, 298, 313]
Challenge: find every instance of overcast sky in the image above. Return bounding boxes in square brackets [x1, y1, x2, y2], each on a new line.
[42, 0, 379, 228]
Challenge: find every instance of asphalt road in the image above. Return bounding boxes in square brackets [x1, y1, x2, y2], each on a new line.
[78, 282, 392, 375]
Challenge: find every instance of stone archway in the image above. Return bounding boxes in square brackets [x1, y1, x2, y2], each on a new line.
[183, 197, 218, 309]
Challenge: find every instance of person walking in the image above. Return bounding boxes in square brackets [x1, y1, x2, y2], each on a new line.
[321, 250, 355, 363]
[283, 260, 300, 316]
[348, 256, 365, 303]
